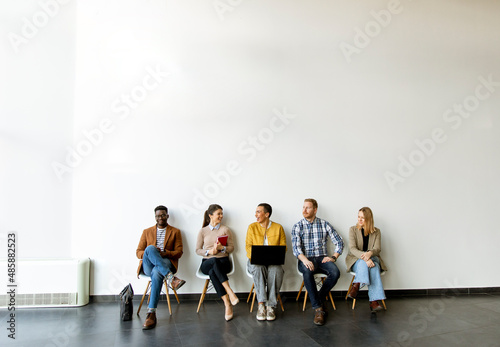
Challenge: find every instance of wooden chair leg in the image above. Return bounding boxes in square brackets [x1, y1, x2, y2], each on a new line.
[303, 290, 308, 311]
[352, 298, 356, 310]
[250, 291, 256, 312]
[197, 279, 210, 313]
[381, 299, 387, 310]
[163, 280, 172, 316]
[137, 281, 151, 315]
[172, 287, 180, 304]
[296, 281, 304, 301]
[346, 275, 355, 300]
[328, 291, 336, 310]
[247, 284, 254, 303]
[278, 294, 284, 312]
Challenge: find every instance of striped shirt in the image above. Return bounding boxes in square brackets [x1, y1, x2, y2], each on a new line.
[292, 217, 344, 258]
[156, 227, 166, 250]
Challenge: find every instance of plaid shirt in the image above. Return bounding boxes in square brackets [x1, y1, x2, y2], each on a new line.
[292, 217, 344, 258]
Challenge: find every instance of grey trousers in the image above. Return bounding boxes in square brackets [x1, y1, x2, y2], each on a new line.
[247, 260, 284, 308]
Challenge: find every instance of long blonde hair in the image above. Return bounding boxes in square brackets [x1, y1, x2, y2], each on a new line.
[357, 207, 375, 236]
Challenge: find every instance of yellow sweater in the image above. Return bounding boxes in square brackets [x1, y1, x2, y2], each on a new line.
[245, 221, 287, 259]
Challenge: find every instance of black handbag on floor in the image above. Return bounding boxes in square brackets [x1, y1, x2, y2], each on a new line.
[119, 283, 134, 321]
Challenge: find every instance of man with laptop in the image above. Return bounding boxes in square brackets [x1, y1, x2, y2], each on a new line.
[292, 198, 344, 326]
[246, 203, 287, 321]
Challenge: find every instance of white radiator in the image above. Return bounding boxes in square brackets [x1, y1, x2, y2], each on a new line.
[0, 258, 90, 308]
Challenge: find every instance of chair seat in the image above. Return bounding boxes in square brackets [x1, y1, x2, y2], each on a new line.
[349, 270, 386, 277]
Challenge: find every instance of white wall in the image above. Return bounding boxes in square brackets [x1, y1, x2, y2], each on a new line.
[2, 0, 500, 296]
[0, 0, 76, 261]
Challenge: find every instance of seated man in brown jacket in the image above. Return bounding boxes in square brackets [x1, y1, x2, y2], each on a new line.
[136, 205, 185, 329]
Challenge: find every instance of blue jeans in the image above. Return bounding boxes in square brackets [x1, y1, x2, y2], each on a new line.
[298, 256, 340, 310]
[352, 256, 386, 302]
[141, 245, 176, 309]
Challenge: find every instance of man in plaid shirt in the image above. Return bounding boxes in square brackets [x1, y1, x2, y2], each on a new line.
[292, 198, 344, 326]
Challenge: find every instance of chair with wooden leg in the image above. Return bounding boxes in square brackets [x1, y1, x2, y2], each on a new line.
[136, 273, 180, 316]
[196, 253, 235, 313]
[296, 269, 336, 311]
[345, 270, 387, 310]
[246, 267, 284, 313]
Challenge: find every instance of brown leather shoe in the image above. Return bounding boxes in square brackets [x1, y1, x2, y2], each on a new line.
[170, 277, 186, 291]
[347, 282, 360, 299]
[370, 301, 383, 312]
[142, 312, 157, 330]
[313, 308, 326, 326]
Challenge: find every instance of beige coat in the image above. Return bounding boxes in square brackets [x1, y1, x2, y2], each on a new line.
[345, 226, 387, 272]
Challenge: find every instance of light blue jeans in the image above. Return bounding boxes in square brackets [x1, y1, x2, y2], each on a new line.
[352, 256, 386, 302]
[141, 245, 176, 309]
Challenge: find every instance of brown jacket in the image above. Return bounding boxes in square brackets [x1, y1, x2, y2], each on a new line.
[136, 224, 183, 277]
[345, 226, 387, 272]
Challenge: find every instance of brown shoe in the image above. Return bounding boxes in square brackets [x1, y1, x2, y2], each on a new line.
[347, 282, 360, 299]
[313, 308, 326, 326]
[170, 277, 186, 291]
[142, 312, 157, 330]
[370, 301, 383, 312]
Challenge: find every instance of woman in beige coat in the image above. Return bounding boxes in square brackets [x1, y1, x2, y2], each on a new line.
[345, 207, 387, 312]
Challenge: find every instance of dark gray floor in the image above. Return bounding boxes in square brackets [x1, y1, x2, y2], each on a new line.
[2, 294, 500, 347]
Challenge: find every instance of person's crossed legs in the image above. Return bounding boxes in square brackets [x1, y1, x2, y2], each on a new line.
[141, 245, 185, 329]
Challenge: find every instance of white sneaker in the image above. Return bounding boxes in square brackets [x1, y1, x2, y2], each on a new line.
[256, 303, 267, 321]
[266, 306, 275, 321]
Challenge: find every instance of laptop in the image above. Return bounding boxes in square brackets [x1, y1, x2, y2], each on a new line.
[250, 245, 286, 265]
